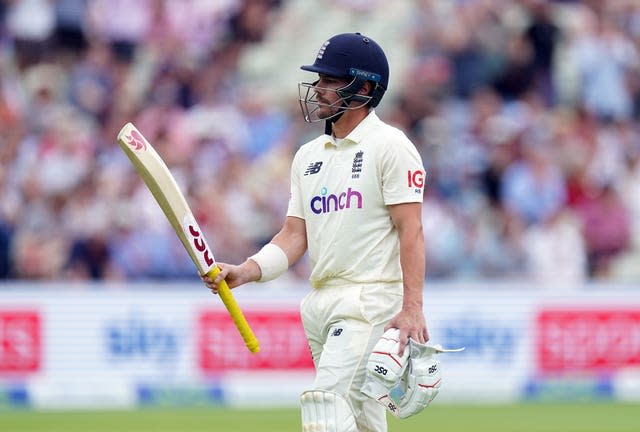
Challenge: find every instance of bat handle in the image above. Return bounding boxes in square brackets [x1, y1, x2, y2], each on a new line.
[206, 266, 260, 353]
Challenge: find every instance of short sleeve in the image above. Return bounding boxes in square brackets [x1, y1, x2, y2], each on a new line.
[380, 134, 426, 205]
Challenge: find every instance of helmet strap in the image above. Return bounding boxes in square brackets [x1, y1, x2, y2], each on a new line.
[324, 92, 358, 135]
[324, 76, 370, 135]
[369, 83, 385, 107]
[324, 119, 333, 135]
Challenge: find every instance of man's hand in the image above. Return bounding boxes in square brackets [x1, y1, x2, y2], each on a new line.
[201, 260, 261, 294]
[384, 305, 429, 356]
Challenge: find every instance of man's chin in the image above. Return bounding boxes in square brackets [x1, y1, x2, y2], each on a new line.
[317, 109, 337, 120]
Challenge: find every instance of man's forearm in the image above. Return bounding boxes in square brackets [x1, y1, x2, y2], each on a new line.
[399, 227, 425, 310]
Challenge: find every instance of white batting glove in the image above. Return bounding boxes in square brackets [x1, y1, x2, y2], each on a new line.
[395, 340, 443, 418]
[362, 330, 464, 419]
[360, 329, 410, 415]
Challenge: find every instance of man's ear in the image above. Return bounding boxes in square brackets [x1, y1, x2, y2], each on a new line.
[358, 81, 373, 95]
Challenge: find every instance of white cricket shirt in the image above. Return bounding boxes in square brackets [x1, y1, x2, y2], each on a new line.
[287, 111, 425, 288]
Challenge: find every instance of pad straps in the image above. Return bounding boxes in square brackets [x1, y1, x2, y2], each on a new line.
[300, 390, 357, 432]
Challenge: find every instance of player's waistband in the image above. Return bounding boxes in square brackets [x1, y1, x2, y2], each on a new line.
[312, 277, 402, 290]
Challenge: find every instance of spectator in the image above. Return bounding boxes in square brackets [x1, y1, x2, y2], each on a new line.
[0, 0, 638, 284]
[523, 1, 560, 105]
[574, 182, 632, 278]
[492, 32, 537, 101]
[568, 8, 639, 121]
[501, 133, 567, 226]
[53, 0, 88, 57]
[85, 0, 154, 63]
[522, 208, 587, 287]
[68, 41, 115, 123]
[5, 0, 56, 69]
[0, 220, 11, 278]
[618, 134, 640, 249]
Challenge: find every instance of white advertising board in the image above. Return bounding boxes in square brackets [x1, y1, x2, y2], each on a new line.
[0, 282, 639, 409]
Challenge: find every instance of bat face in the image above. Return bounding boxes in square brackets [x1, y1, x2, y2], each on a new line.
[117, 122, 216, 275]
[117, 122, 260, 353]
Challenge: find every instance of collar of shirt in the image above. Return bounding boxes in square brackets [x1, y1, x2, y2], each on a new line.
[323, 109, 379, 149]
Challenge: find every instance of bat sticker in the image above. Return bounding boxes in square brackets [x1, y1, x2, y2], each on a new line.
[183, 214, 215, 272]
[125, 129, 148, 151]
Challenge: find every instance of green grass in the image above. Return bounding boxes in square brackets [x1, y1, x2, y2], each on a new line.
[0, 403, 638, 432]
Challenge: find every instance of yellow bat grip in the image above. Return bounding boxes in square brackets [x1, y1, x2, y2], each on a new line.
[207, 266, 260, 353]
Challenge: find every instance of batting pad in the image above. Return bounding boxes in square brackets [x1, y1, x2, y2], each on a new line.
[300, 390, 357, 432]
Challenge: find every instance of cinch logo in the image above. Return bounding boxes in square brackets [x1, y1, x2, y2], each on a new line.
[310, 187, 363, 214]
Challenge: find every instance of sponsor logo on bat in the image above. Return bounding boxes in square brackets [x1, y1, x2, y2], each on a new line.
[183, 215, 215, 270]
[125, 129, 147, 151]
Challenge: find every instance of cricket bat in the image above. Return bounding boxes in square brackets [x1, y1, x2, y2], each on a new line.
[117, 122, 260, 353]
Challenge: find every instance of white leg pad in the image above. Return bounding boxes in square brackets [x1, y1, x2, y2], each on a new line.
[300, 390, 357, 432]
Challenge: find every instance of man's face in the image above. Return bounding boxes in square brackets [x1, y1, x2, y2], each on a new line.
[314, 74, 349, 119]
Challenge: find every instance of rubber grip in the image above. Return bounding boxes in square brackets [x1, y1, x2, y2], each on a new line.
[206, 266, 260, 353]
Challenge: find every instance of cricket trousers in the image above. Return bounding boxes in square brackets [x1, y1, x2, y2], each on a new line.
[300, 281, 403, 432]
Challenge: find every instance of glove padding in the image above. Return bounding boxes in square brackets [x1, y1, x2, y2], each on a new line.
[361, 328, 463, 419]
[393, 340, 443, 418]
[361, 328, 409, 411]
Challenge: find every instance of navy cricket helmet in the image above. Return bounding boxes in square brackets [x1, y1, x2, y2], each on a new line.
[300, 32, 389, 109]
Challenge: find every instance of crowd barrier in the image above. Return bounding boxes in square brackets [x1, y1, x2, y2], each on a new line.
[1, 281, 639, 409]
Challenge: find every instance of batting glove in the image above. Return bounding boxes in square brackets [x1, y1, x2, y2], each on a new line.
[360, 328, 410, 415]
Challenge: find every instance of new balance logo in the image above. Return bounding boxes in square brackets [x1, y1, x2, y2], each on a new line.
[429, 364, 438, 374]
[332, 328, 343, 336]
[304, 161, 323, 175]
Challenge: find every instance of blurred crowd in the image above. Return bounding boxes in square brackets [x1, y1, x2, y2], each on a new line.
[1, 0, 639, 285]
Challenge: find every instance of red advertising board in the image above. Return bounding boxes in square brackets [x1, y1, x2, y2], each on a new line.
[536, 309, 640, 372]
[198, 309, 314, 371]
[0, 310, 41, 373]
